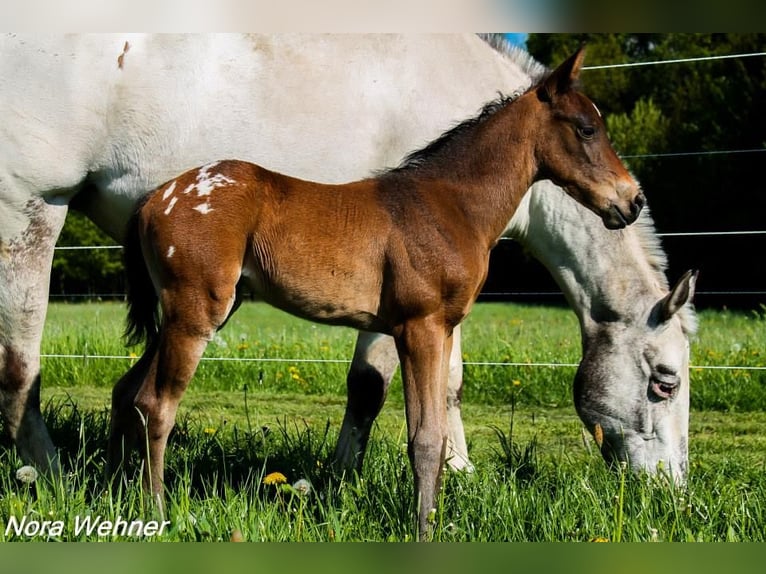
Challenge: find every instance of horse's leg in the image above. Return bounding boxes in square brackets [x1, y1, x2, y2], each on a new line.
[336, 326, 473, 475]
[445, 324, 474, 472]
[106, 338, 159, 485]
[395, 317, 452, 540]
[0, 198, 67, 476]
[133, 280, 238, 504]
[334, 331, 399, 472]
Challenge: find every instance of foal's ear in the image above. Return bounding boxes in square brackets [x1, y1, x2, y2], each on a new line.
[658, 269, 698, 323]
[538, 44, 587, 102]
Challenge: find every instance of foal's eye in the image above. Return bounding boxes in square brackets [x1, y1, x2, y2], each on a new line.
[577, 126, 596, 140]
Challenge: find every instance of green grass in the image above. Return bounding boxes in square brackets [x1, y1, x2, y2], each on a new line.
[40, 301, 766, 410]
[0, 301, 763, 541]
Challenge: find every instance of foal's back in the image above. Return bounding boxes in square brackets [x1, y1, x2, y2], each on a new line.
[141, 160, 397, 331]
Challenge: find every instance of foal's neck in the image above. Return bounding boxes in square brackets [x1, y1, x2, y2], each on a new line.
[384, 95, 542, 247]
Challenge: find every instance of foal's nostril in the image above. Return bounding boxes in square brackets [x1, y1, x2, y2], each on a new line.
[631, 193, 646, 218]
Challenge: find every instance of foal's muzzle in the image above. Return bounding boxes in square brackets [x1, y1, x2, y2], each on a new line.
[603, 192, 646, 229]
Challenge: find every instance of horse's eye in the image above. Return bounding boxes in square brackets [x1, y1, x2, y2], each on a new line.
[577, 126, 596, 140]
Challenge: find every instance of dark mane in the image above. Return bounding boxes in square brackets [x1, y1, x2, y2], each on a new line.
[384, 92, 522, 175]
[380, 37, 549, 178]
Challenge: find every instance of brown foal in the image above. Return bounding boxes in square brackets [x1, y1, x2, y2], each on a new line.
[109, 46, 643, 538]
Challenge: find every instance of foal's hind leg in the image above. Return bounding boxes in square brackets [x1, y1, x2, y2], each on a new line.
[106, 339, 159, 485]
[134, 282, 239, 503]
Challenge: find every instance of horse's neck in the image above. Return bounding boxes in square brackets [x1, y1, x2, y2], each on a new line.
[506, 182, 668, 329]
[391, 98, 540, 247]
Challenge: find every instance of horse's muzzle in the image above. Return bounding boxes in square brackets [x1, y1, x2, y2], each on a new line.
[603, 192, 646, 229]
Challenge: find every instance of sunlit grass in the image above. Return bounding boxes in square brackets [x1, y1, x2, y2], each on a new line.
[41, 301, 766, 410]
[1, 392, 764, 541]
[3, 300, 760, 541]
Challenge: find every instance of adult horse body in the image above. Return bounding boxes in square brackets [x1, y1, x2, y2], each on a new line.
[0, 33, 554, 473]
[114, 49, 640, 536]
[0, 34, 680, 508]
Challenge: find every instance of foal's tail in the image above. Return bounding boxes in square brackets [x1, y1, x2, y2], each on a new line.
[123, 197, 160, 349]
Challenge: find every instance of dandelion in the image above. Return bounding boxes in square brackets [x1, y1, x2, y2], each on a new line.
[263, 471, 287, 486]
[512, 379, 521, 387]
[292, 479, 312, 496]
[16, 465, 38, 484]
[230, 529, 244, 542]
[236, 342, 250, 352]
[203, 427, 217, 435]
[590, 536, 609, 542]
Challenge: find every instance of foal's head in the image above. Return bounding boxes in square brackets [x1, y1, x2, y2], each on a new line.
[530, 46, 644, 229]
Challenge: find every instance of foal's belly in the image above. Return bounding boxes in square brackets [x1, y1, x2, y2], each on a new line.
[240, 262, 390, 333]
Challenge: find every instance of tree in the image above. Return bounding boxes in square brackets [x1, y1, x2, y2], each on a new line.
[52, 212, 124, 298]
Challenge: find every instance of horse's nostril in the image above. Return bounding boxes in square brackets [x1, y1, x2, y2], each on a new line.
[631, 193, 646, 218]
[650, 377, 679, 400]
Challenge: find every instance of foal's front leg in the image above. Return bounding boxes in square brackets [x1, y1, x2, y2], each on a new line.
[395, 317, 452, 540]
[338, 325, 472, 473]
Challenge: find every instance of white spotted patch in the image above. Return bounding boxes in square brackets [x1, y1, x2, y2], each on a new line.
[161, 181, 177, 201]
[180, 162, 235, 196]
[164, 196, 178, 215]
[193, 202, 214, 214]
[197, 172, 235, 197]
[167, 246, 175, 258]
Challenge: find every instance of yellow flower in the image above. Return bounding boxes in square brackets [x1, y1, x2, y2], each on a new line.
[590, 536, 609, 542]
[512, 379, 521, 387]
[263, 471, 287, 486]
[203, 427, 217, 435]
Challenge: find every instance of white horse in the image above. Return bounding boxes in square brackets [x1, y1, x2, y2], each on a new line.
[0, 34, 691, 483]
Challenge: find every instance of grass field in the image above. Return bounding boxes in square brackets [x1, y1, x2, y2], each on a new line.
[1, 301, 765, 541]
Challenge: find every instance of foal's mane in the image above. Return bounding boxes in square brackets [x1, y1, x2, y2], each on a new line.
[383, 36, 549, 176]
[386, 94, 519, 174]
